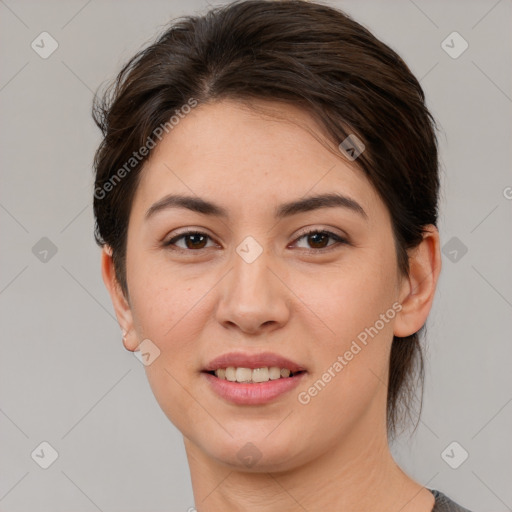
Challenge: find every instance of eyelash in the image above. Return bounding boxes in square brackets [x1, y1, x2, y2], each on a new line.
[164, 228, 349, 254]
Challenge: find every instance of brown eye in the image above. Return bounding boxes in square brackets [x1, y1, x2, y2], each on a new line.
[293, 229, 348, 251]
[164, 229, 348, 253]
[165, 231, 213, 250]
[306, 232, 330, 249]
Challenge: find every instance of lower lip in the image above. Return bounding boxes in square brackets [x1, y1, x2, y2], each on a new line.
[202, 372, 306, 405]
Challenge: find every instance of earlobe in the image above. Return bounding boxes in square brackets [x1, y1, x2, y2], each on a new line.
[101, 246, 139, 351]
[393, 225, 442, 338]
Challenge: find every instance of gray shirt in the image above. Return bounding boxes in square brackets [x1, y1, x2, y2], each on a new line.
[430, 489, 474, 512]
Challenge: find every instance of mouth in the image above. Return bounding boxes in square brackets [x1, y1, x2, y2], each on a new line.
[203, 367, 306, 383]
[201, 352, 307, 405]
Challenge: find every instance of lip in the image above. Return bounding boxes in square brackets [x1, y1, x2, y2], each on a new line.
[203, 351, 306, 373]
[202, 371, 307, 405]
[202, 351, 307, 405]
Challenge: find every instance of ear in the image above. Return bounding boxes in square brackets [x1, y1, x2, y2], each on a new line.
[101, 246, 138, 351]
[394, 225, 442, 338]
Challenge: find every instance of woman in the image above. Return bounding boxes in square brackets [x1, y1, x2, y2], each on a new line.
[92, 1, 473, 510]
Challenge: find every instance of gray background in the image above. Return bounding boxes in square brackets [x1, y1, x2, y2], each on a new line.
[1, 0, 511, 510]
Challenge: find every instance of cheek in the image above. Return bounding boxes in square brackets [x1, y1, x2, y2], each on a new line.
[292, 268, 397, 442]
[122, 235, 221, 433]
[297, 249, 399, 349]
[126, 263, 213, 433]
[126, 248, 206, 340]
[293, 245, 398, 407]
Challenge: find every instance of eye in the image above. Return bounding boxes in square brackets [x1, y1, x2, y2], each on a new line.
[164, 228, 348, 253]
[292, 229, 348, 252]
[164, 230, 216, 251]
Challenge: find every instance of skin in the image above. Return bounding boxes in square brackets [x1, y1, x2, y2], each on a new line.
[102, 99, 441, 511]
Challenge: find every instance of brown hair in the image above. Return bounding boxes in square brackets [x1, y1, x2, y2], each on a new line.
[92, 0, 441, 439]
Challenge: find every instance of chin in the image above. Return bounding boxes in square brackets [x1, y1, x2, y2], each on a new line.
[196, 428, 311, 473]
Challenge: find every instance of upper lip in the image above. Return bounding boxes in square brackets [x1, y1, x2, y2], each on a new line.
[203, 351, 307, 372]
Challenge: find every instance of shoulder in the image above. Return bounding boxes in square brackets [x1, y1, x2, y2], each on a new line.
[429, 489, 475, 512]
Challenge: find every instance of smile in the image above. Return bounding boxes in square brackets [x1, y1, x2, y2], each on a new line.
[201, 351, 308, 405]
[208, 366, 303, 383]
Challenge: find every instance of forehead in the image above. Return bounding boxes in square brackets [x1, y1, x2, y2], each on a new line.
[131, 99, 384, 223]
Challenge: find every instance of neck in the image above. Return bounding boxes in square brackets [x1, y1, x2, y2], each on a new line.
[184, 416, 434, 512]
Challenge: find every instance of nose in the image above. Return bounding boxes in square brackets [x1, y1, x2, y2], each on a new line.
[214, 244, 291, 336]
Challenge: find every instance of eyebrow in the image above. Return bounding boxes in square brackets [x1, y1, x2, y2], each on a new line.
[145, 192, 368, 220]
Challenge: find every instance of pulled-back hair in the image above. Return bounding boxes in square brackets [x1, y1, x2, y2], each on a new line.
[92, 0, 441, 439]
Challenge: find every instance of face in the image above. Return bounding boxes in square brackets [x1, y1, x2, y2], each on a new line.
[111, 99, 411, 471]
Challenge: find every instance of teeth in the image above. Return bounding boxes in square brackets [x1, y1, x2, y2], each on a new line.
[235, 367, 252, 383]
[214, 366, 297, 383]
[225, 367, 236, 382]
[252, 367, 269, 383]
[268, 367, 281, 380]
